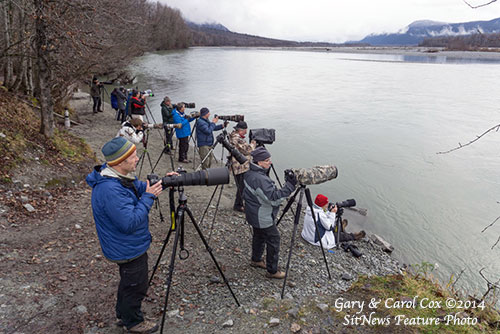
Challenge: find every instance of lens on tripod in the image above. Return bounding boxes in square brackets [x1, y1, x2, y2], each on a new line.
[160, 167, 229, 188]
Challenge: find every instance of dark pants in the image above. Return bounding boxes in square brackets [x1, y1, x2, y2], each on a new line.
[117, 108, 126, 122]
[339, 232, 355, 242]
[252, 225, 280, 274]
[164, 128, 174, 151]
[178, 137, 189, 161]
[92, 96, 101, 113]
[234, 173, 245, 209]
[116, 252, 149, 329]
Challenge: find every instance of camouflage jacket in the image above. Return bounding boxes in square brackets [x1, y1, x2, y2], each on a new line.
[229, 130, 256, 175]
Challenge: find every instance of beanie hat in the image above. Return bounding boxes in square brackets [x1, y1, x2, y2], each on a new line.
[200, 107, 210, 117]
[102, 137, 136, 166]
[315, 194, 329, 207]
[234, 121, 247, 130]
[251, 146, 271, 163]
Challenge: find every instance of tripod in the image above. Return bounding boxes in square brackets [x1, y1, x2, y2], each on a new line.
[276, 184, 332, 299]
[137, 130, 155, 178]
[149, 185, 240, 333]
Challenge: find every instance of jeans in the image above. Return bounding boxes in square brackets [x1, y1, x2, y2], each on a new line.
[251, 225, 280, 274]
[116, 252, 149, 329]
[92, 96, 101, 113]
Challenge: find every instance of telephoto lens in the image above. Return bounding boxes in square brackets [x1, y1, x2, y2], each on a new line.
[147, 167, 229, 189]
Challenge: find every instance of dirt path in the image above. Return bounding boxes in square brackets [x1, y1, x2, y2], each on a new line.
[0, 92, 401, 334]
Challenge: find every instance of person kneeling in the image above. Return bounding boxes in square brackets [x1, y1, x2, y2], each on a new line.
[301, 194, 365, 249]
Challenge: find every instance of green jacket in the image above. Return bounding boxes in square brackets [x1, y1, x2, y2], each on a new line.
[161, 101, 174, 124]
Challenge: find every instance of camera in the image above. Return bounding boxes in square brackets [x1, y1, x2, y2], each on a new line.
[214, 115, 245, 122]
[336, 199, 356, 208]
[163, 123, 182, 129]
[215, 133, 248, 165]
[147, 167, 229, 189]
[173, 102, 196, 109]
[328, 199, 356, 211]
[188, 111, 200, 119]
[141, 89, 154, 97]
[249, 128, 275, 145]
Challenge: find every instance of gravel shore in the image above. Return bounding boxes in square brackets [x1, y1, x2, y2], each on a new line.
[0, 91, 402, 334]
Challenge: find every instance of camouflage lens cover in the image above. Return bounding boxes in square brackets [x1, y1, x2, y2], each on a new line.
[291, 165, 338, 185]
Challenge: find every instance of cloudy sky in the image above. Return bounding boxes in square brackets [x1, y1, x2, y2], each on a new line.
[159, 0, 500, 42]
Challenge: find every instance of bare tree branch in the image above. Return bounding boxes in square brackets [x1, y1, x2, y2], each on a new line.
[479, 267, 500, 301]
[436, 123, 500, 154]
[463, 0, 497, 8]
[482, 216, 500, 233]
[492, 235, 500, 249]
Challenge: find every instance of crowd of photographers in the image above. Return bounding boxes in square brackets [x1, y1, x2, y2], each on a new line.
[86, 88, 365, 333]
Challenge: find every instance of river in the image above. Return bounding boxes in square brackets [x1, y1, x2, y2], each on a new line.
[125, 47, 500, 295]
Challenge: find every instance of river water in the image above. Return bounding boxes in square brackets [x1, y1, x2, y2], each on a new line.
[127, 47, 500, 295]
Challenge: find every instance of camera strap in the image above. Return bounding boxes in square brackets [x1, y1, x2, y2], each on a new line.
[119, 177, 140, 199]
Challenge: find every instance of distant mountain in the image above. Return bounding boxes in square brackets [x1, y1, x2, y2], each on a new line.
[355, 17, 500, 46]
[186, 21, 339, 47]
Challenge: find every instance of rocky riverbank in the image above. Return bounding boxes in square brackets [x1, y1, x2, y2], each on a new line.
[0, 91, 402, 334]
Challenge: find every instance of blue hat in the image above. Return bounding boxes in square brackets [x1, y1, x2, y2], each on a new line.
[251, 147, 271, 162]
[200, 107, 210, 117]
[102, 137, 136, 166]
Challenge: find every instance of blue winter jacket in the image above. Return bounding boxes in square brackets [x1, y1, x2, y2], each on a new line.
[86, 164, 156, 261]
[172, 108, 195, 139]
[243, 163, 295, 229]
[195, 117, 223, 147]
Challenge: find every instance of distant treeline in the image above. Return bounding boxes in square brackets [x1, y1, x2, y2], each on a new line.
[0, 0, 191, 137]
[188, 23, 339, 48]
[420, 33, 500, 50]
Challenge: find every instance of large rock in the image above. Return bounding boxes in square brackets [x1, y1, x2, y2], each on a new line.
[370, 234, 394, 253]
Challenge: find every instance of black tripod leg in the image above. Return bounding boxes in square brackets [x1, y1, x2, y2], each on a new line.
[207, 184, 224, 243]
[276, 187, 301, 226]
[304, 187, 331, 280]
[198, 185, 219, 226]
[281, 187, 304, 299]
[152, 149, 164, 174]
[138, 150, 146, 178]
[149, 227, 173, 285]
[159, 206, 184, 334]
[184, 207, 240, 306]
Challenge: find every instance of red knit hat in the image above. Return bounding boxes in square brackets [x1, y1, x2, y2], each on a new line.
[315, 194, 328, 207]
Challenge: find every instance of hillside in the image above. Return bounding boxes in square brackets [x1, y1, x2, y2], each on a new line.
[187, 21, 339, 47]
[355, 17, 500, 46]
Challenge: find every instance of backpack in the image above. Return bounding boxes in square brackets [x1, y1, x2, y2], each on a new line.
[124, 92, 133, 119]
[110, 91, 118, 109]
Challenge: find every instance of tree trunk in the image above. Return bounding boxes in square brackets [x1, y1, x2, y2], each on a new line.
[3, 1, 13, 88]
[34, 0, 54, 138]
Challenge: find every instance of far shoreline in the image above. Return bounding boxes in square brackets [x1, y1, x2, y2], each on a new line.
[190, 45, 500, 61]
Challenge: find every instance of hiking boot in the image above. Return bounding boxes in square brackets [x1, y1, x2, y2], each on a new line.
[342, 219, 348, 230]
[233, 206, 245, 213]
[127, 320, 159, 333]
[265, 271, 286, 279]
[353, 230, 366, 240]
[250, 260, 266, 269]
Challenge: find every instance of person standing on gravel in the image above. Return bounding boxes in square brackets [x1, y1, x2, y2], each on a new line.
[228, 121, 256, 213]
[243, 147, 297, 279]
[90, 77, 103, 113]
[86, 137, 169, 334]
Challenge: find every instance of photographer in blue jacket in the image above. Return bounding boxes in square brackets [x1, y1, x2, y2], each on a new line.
[86, 137, 174, 334]
[195, 107, 226, 169]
